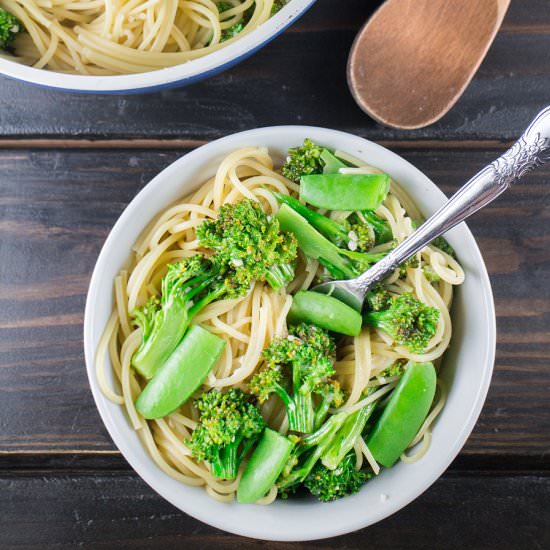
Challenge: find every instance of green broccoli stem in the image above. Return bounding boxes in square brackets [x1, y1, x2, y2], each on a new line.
[274, 192, 349, 248]
[313, 392, 335, 430]
[321, 390, 378, 470]
[363, 310, 394, 335]
[361, 211, 393, 244]
[187, 278, 228, 317]
[132, 269, 223, 379]
[278, 412, 348, 489]
[263, 262, 296, 291]
[210, 435, 243, 479]
[272, 382, 315, 433]
[277, 204, 389, 279]
[288, 392, 315, 433]
[131, 297, 190, 379]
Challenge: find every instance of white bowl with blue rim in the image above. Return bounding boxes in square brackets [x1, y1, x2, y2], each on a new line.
[84, 126, 496, 541]
[0, 0, 317, 94]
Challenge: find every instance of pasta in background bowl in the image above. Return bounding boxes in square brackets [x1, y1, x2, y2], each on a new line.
[0, 0, 316, 92]
[84, 126, 496, 540]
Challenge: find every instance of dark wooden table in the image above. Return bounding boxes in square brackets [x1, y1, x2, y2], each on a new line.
[1, 1, 549, 548]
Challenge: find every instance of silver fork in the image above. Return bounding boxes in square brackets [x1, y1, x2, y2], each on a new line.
[313, 106, 550, 310]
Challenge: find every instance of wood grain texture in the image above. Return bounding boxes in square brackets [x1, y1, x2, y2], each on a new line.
[0, 147, 549, 456]
[0, 472, 548, 549]
[0, 1, 549, 141]
[348, 0, 510, 129]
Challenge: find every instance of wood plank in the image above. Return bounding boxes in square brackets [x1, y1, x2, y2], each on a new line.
[0, 3, 549, 141]
[0, 146, 549, 456]
[0, 471, 548, 548]
[289, 0, 550, 33]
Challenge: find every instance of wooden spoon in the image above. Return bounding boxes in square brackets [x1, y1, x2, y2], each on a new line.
[347, 0, 511, 130]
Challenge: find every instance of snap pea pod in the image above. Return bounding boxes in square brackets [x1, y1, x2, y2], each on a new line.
[366, 362, 437, 467]
[135, 325, 225, 420]
[300, 173, 390, 211]
[237, 428, 295, 503]
[287, 290, 362, 336]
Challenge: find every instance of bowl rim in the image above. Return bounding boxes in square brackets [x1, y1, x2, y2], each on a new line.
[83, 126, 496, 540]
[0, 0, 317, 93]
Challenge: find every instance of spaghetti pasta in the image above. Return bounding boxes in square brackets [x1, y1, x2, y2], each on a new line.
[95, 145, 464, 502]
[1, 0, 286, 74]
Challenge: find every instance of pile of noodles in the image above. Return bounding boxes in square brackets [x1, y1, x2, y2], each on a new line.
[95, 146, 464, 503]
[1, 0, 281, 74]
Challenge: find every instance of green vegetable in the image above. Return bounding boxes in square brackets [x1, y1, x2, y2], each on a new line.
[278, 411, 349, 490]
[278, 389, 383, 492]
[361, 210, 393, 244]
[271, 0, 287, 15]
[287, 290, 362, 336]
[363, 293, 440, 353]
[221, 22, 243, 41]
[0, 8, 22, 51]
[249, 323, 343, 433]
[365, 284, 392, 312]
[321, 149, 347, 174]
[321, 388, 378, 470]
[305, 452, 371, 502]
[186, 388, 265, 480]
[432, 235, 456, 259]
[132, 255, 248, 379]
[300, 173, 390, 211]
[274, 192, 390, 252]
[135, 325, 225, 419]
[276, 203, 386, 280]
[197, 198, 297, 291]
[281, 139, 325, 183]
[216, 2, 233, 12]
[367, 362, 437, 467]
[423, 265, 441, 283]
[237, 428, 294, 503]
[281, 139, 352, 183]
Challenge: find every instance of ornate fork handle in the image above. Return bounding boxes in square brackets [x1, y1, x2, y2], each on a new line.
[355, 106, 550, 293]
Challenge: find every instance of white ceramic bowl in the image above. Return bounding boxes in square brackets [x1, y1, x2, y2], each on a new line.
[0, 1, 316, 93]
[84, 127, 496, 541]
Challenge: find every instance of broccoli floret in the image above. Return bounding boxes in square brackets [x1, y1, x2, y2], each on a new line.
[186, 389, 265, 480]
[221, 22, 243, 41]
[432, 236, 456, 259]
[272, 0, 287, 15]
[0, 8, 22, 51]
[249, 324, 339, 433]
[217, 1, 233, 12]
[363, 293, 440, 354]
[132, 296, 161, 341]
[399, 254, 420, 278]
[423, 265, 441, 283]
[282, 139, 325, 183]
[379, 359, 407, 378]
[197, 199, 297, 291]
[132, 255, 250, 379]
[305, 452, 371, 502]
[366, 284, 392, 312]
[343, 213, 376, 252]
